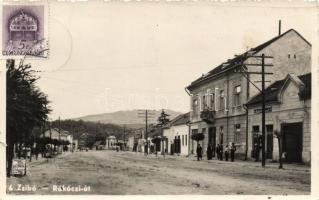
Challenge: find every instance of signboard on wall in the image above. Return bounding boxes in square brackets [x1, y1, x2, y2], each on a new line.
[12, 159, 26, 176]
[254, 106, 272, 114]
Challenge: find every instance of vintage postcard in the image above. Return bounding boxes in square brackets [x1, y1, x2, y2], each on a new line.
[0, 0, 318, 199]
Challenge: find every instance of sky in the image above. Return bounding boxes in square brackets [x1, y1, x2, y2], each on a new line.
[25, 1, 316, 120]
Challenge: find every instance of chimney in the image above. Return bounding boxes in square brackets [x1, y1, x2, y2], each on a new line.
[278, 20, 281, 36]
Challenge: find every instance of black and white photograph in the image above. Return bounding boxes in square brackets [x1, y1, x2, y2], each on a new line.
[0, 0, 318, 197]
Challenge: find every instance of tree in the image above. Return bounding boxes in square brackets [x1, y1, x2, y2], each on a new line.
[156, 110, 170, 156]
[157, 110, 170, 127]
[274, 130, 284, 169]
[191, 133, 205, 144]
[6, 59, 51, 177]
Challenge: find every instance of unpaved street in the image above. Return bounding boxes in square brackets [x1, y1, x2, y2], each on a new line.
[7, 150, 310, 195]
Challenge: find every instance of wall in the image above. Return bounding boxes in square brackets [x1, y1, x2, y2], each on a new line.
[247, 30, 311, 99]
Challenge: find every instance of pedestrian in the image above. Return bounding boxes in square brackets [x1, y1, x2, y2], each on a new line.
[224, 144, 229, 161]
[35, 144, 39, 160]
[254, 142, 260, 162]
[207, 143, 213, 160]
[230, 142, 236, 162]
[219, 144, 223, 161]
[196, 144, 203, 161]
[216, 144, 220, 160]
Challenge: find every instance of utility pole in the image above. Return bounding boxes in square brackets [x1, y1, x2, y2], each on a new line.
[261, 54, 266, 167]
[58, 116, 61, 153]
[137, 109, 156, 155]
[123, 125, 126, 150]
[235, 53, 273, 168]
[145, 110, 148, 141]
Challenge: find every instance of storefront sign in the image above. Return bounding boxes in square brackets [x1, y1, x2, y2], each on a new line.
[12, 159, 26, 176]
[254, 106, 272, 114]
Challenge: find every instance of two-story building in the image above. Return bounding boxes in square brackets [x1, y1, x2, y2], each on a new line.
[185, 29, 311, 160]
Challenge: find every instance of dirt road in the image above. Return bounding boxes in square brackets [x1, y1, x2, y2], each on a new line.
[7, 150, 310, 195]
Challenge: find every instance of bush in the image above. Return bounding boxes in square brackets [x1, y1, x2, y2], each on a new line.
[191, 133, 205, 142]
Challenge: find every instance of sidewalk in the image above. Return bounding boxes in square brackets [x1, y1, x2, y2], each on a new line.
[122, 150, 310, 172]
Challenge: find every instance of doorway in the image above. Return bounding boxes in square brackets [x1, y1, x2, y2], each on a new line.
[208, 127, 216, 156]
[281, 123, 303, 163]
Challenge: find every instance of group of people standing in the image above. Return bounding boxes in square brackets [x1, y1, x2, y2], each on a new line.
[196, 143, 236, 162]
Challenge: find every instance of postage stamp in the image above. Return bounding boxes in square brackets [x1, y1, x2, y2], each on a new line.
[1, 4, 48, 58]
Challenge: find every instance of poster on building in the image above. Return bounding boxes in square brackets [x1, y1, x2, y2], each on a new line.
[11, 159, 26, 176]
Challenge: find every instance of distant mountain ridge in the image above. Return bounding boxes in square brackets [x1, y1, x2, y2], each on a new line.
[74, 109, 183, 129]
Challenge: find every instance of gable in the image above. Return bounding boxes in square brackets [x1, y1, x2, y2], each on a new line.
[280, 79, 303, 109]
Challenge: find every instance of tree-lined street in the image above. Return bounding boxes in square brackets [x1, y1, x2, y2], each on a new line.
[7, 150, 310, 195]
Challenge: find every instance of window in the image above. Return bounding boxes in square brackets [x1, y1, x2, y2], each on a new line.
[219, 90, 225, 110]
[253, 125, 260, 133]
[202, 128, 206, 135]
[192, 129, 198, 135]
[220, 126, 224, 144]
[182, 135, 184, 146]
[234, 124, 241, 143]
[185, 135, 188, 146]
[233, 85, 241, 106]
[294, 54, 296, 59]
[193, 98, 198, 114]
[210, 93, 215, 110]
[202, 95, 207, 110]
[288, 54, 290, 59]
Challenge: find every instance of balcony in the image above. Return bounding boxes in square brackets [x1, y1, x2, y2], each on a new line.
[200, 109, 215, 124]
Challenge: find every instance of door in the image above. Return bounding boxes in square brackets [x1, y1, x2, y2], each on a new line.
[266, 125, 273, 159]
[208, 127, 216, 157]
[281, 123, 303, 163]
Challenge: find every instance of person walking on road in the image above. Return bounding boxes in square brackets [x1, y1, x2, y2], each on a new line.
[207, 144, 213, 160]
[230, 142, 236, 162]
[224, 144, 229, 161]
[196, 144, 203, 161]
[219, 144, 223, 161]
[216, 144, 220, 160]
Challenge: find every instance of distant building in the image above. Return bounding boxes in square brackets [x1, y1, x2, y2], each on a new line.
[78, 133, 89, 150]
[41, 128, 73, 152]
[105, 136, 117, 150]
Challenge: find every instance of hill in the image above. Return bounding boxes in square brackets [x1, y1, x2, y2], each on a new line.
[74, 109, 182, 129]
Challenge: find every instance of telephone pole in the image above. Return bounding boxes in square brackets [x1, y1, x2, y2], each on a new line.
[261, 54, 266, 167]
[235, 53, 273, 168]
[137, 109, 156, 155]
[58, 116, 61, 153]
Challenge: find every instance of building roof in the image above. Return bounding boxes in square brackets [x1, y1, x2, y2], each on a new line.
[171, 112, 190, 126]
[93, 141, 102, 146]
[246, 73, 311, 106]
[186, 29, 311, 90]
[163, 112, 190, 129]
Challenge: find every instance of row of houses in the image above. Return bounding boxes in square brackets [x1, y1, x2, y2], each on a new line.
[41, 128, 76, 152]
[126, 28, 311, 164]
